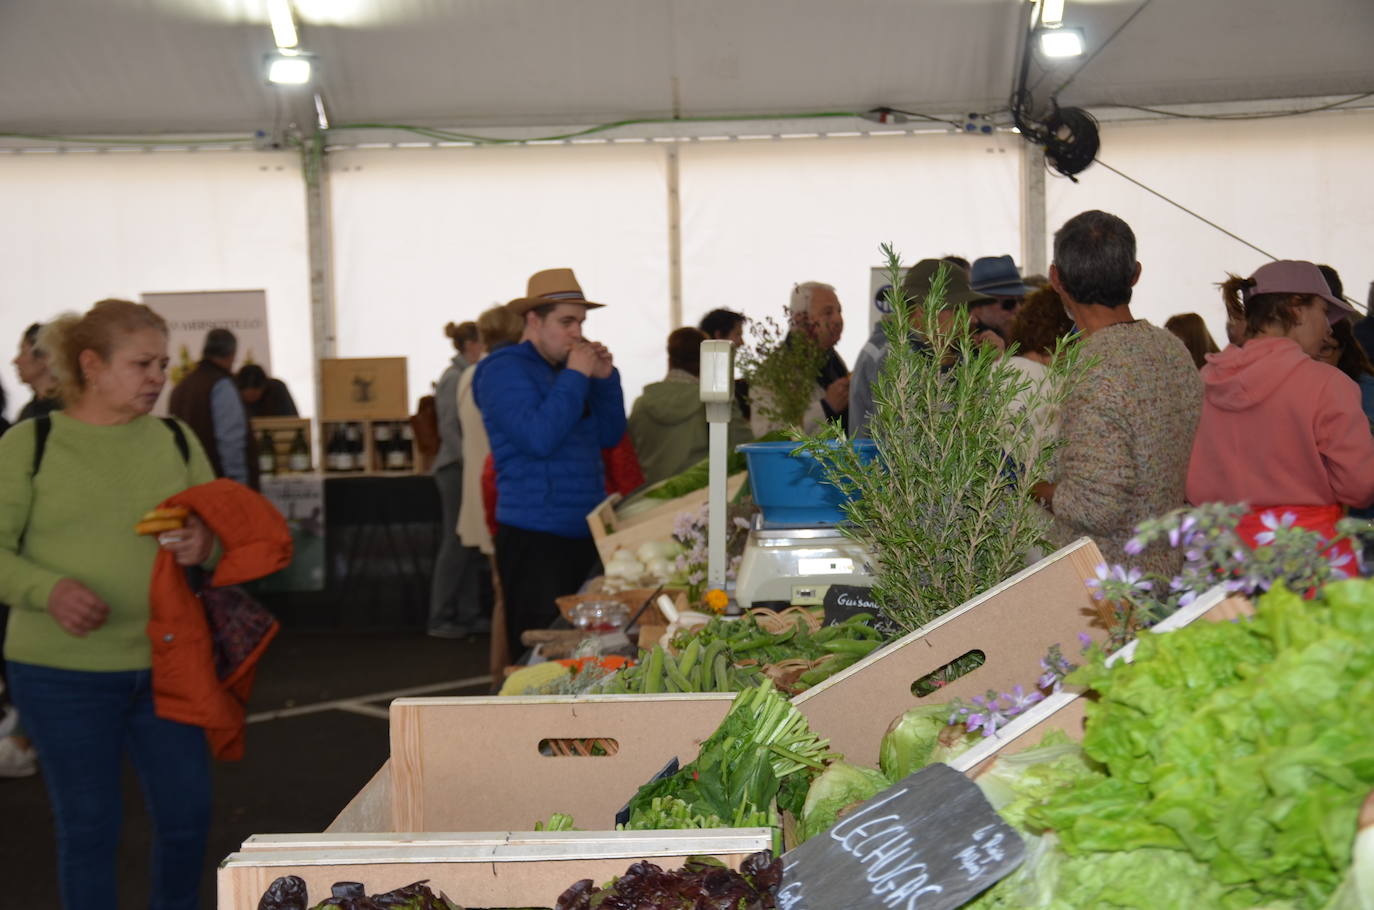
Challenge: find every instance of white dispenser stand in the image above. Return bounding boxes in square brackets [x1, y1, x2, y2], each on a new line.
[699, 340, 735, 594]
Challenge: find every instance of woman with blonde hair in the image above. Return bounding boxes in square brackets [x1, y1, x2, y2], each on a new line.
[1164, 312, 1221, 368]
[1187, 261, 1374, 566]
[0, 299, 219, 908]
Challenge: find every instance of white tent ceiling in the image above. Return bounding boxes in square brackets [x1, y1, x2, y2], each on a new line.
[2, 0, 1372, 139]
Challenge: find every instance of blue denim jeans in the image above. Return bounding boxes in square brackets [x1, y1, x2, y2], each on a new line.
[6, 661, 211, 910]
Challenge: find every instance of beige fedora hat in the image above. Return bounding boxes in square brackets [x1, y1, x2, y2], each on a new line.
[506, 268, 605, 317]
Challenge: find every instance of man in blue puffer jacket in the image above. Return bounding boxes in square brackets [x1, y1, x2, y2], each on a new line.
[473, 268, 626, 658]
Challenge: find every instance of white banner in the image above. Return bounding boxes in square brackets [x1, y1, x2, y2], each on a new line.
[140, 289, 271, 415]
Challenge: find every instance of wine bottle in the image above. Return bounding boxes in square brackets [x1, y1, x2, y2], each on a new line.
[257, 429, 278, 475]
[287, 428, 311, 473]
[344, 423, 363, 471]
[399, 421, 415, 470]
[385, 421, 408, 470]
[326, 425, 347, 472]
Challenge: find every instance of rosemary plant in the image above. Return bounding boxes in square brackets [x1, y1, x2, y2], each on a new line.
[796, 244, 1085, 634]
[737, 310, 827, 432]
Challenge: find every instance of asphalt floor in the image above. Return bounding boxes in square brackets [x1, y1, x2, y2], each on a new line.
[0, 623, 494, 909]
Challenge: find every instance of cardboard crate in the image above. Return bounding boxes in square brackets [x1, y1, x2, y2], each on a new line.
[218, 829, 771, 910]
[947, 585, 1253, 777]
[320, 357, 409, 421]
[587, 473, 747, 567]
[790, 537, 1111, 769]
[250, 416, 313, 473]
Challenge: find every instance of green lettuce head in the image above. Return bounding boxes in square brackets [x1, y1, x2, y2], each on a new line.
[798, 761, 891, 843]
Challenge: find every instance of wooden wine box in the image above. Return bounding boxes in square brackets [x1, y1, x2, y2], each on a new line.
[319, 357, 409, 422]
[790, 537, 1112, 769]
[319, 418, 421, 476]
[250, 417, 313, 473]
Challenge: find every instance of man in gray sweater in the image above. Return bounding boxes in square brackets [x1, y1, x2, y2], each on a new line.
[1034, 210, 1202, 575]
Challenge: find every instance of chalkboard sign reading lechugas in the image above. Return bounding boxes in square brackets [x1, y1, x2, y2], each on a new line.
[778, 762, 1024, 910]
[822, 584, 880, 625]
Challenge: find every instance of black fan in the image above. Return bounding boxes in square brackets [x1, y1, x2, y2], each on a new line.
[1042, 106, 1100, 180]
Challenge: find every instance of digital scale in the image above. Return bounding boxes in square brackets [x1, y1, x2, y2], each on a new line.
[698, 340, 874, 610]
[733, 514, 874, 608]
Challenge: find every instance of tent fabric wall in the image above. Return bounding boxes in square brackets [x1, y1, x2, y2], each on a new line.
[677, 130, 1024, 372]
[3, 114, 1371, 423]
[326, 144, 671, 419]
[1046, 110, 1374, 348]
[0, 150, 310, 421]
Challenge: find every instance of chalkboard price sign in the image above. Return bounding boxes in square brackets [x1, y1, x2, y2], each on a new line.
[822, 584, 880, 625]
[778, 762, 1024, 910]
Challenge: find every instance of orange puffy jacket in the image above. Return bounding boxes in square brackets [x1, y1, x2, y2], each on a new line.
[147, 479, 292, 760]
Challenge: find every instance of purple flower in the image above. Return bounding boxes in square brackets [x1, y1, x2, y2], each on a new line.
[1077, 632, 1093, 651]
[1254, 510, 1297, 546]
[1123, 536, 1146, 556]
[1085, 563, 1112, 599]
[1168, 515, 1199, 549]
[1328, 549, 1354, 580]
[999, 685, 1044, 715]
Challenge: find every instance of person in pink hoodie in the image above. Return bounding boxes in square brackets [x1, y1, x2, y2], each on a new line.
[1187, 260, 1374, 567]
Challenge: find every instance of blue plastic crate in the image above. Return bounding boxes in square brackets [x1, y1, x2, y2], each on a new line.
[737, 439, 877, 526]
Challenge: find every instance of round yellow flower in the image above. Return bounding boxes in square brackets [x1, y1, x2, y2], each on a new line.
[704, 589, 729, 614]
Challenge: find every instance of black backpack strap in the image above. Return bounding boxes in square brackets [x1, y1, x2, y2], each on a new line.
[31, 414, 52, 477]
[161, 417, 190, 464]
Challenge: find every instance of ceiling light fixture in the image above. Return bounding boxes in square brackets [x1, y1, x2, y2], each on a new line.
[266, 49, 312, 84]
[268, 0, 299, 48]
[1039, 28, 1085, 58]
[1039, 0, 1066, 29]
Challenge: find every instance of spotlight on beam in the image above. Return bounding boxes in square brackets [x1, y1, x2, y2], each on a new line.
[1039, 28, 1085, 58]
[266, 49, 312, 85]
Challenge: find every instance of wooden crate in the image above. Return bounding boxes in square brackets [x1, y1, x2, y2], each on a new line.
[320, 357, 409, 421]
[388, 694, 737, 832]
[790, 537, 1111, 769]
[250, 416, 313, 473]
[319, 419, 422, 476]
[218, 694, 771, 908]
[947, 586, 1253, 778]
[218, 829, 771, 910]
[587, 473, 747, 567]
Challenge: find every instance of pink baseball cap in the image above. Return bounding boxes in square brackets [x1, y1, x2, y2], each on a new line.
[1247, 259, 1358, 323]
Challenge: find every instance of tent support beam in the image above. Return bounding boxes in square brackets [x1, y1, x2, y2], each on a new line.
[303, 141, 339, 415]
[666, 145, 683, 329]
[1020, 144, 1047, 277]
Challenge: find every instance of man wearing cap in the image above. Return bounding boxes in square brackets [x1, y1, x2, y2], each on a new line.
[848, 259, 993, 438]
[473, 269, 626, 658]
[969, 255, 1039, 341]
[1033, 210, 1202, 576]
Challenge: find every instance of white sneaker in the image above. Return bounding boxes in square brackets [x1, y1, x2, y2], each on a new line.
[0, 736, 37, 778]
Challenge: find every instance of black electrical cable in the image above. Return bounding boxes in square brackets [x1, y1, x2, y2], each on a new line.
[1093, 158, 1278, 259]
[1118, 92, 1374, 121]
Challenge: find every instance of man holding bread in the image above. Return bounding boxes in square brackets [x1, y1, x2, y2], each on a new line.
[473, 268, 626, 659]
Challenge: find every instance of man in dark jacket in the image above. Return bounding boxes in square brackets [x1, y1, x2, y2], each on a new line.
[169, 328, 258, 489]
[473, 269, 625, 657]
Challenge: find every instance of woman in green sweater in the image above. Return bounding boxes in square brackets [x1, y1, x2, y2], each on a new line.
[0, 299, 219, 910]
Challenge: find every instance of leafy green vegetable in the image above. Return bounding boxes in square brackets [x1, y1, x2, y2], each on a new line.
[535, 812, 576, 831]
[878, 703, 974, 781]
[623, 681, 832, 832]
[975, 579, 1374, 909]
[797, 761, 890, 843]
